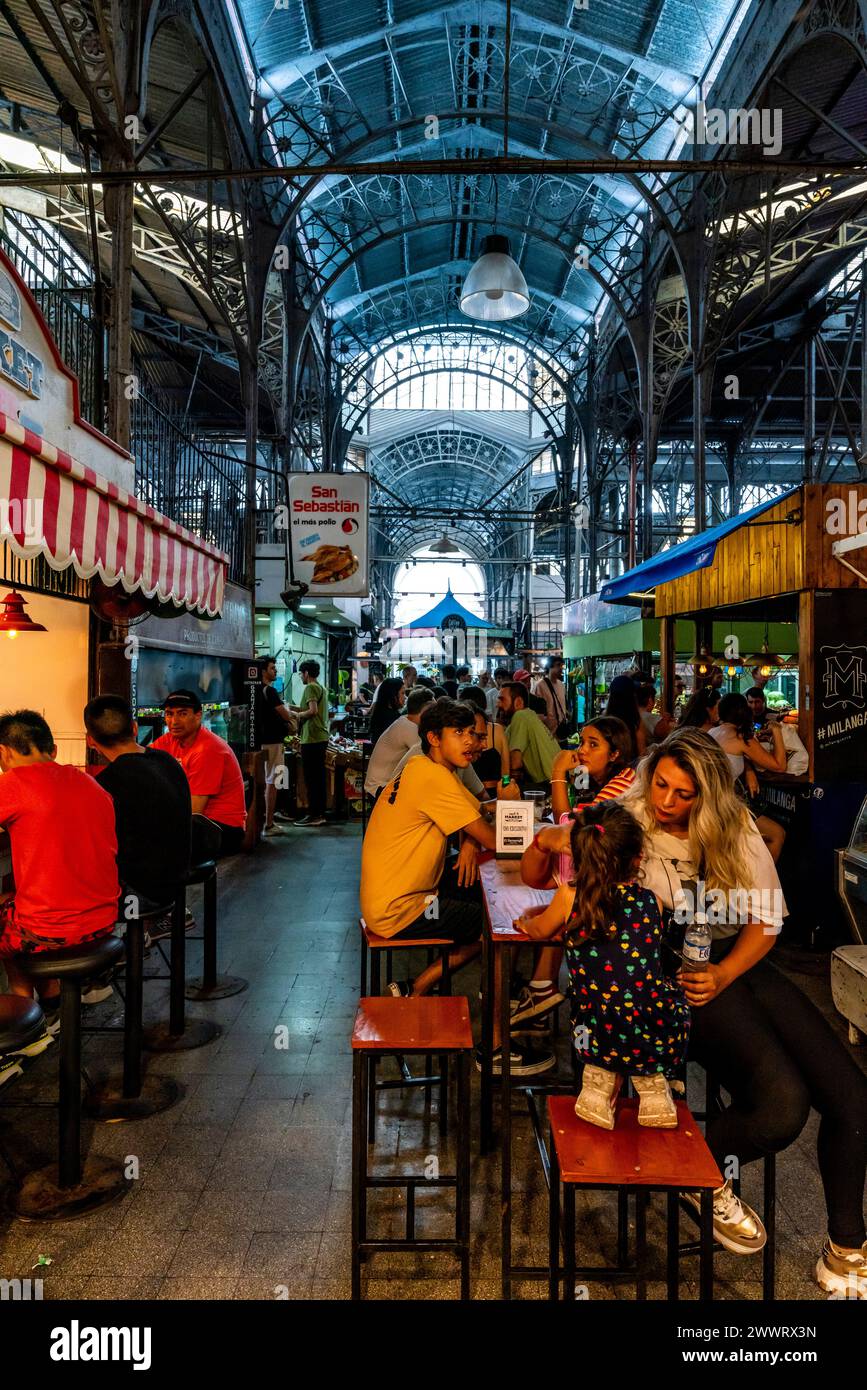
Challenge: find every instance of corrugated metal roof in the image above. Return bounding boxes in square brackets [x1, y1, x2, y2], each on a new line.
[238, 0, 748, 354]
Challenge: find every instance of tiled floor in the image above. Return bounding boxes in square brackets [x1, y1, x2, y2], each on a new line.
[0, 821, 863, 1300]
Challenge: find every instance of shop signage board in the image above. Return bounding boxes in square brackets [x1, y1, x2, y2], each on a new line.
[285, 473, 370, 597]
[813, 588, 867, 782]
[134, 583, 253, 658]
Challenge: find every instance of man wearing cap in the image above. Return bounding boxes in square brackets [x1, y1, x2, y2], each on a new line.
[152, 690, 247, 858]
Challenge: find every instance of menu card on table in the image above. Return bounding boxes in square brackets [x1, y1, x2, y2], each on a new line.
[495, 800, 534, 859]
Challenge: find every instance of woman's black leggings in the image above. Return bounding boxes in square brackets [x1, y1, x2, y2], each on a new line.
[687, 955, 867, 1248]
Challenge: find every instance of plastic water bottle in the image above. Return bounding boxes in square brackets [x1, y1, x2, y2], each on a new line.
[682, 914, 712, 973]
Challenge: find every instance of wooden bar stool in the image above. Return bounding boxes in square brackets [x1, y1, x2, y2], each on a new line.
[359, 918, 454, 1139]
[351, 996, 473, 1301]
[548, 1095, 722, 1301]
[8, 936, 132, 1220]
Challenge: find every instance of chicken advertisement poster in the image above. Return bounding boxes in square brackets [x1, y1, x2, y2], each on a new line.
[287, 472, 370, 597]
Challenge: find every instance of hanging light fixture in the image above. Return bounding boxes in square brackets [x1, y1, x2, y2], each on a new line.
[745, 626, 792, 678]
[690, 645, 714, 680]
[460, 235, 530, 322]
[745, 642, 790, 679]
[430, 532, 461, 555]
[0, 590, 47, 639]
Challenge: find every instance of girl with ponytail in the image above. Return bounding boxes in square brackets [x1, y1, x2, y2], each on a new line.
[515, 800, 689, 1130]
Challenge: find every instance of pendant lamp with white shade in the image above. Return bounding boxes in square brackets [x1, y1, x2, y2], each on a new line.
[460, 234, 530, 322]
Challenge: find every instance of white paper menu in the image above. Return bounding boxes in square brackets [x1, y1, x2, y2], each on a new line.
[495, 800, 535, 858]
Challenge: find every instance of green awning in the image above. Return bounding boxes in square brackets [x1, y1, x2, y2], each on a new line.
[563, 618, 798, 661]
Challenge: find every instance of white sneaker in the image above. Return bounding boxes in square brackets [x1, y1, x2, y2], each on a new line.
[631, 1073, 678, 1129]
[815, 1238, 867, 1298]
[574, 1064, 622, 1130]
[682, 1179, 767, 1255]
[82, 983, 114, 1006]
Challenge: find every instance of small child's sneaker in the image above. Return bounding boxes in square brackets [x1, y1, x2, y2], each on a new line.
[631, 1073, 678, 1128]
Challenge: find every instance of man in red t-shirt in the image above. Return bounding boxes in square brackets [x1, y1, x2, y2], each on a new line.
[152, 690, 246, 859]
[0, 709, 119, 1019]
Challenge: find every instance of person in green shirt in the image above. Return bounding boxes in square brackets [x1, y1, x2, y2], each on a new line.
[290, 659, 330, 827]
[498, 682, 561, 788]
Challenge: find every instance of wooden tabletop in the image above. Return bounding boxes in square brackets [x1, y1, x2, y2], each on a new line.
[352, 996, 473, 1052]
[548, 1095, 723, 1189]
[479, 856, 554, 941]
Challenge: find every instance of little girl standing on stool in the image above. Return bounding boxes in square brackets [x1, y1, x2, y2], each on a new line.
[515, 801, 689, 1129]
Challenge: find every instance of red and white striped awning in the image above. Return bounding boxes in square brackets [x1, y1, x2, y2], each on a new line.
[0, 413, 228, 617]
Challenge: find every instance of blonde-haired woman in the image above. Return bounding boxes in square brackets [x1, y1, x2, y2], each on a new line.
[524, 728, 867, 1295]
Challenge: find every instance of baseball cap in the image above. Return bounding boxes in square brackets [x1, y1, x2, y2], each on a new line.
[163, 689, 202, 713]
[513, 668, 531, 685]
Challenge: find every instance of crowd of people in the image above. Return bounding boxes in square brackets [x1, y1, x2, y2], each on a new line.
[358, 657, 867, 1298]
[0, 691, 251, 1076]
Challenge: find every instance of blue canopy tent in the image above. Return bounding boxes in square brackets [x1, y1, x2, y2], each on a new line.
[406, 583, 496, 629]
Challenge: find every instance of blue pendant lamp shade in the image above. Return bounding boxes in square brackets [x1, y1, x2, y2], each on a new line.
[460, 235, 530, 322]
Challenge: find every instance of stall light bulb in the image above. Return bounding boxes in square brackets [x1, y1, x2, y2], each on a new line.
[7, 629, 17, 640]
[760, 664, 772, 678]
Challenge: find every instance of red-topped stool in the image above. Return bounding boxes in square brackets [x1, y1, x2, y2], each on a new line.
[359, 918, 452, 996]
[351, 996, 473, 1300]
[360, 917, 454, 1139]
[548, 1095, 722, 1301]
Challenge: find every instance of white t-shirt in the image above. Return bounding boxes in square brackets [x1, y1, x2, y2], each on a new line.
[708, 724, 744, 779]
[638, 821, 787, 940]
[364, 716, 423, 795]
[389, 745, 486, 799]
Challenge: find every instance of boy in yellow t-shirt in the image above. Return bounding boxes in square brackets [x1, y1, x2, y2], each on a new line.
[361, 699, 558, 1076]
[361, 699, 495, 993]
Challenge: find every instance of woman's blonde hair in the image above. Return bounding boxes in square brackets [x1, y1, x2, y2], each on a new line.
[621, 727, 754, 891]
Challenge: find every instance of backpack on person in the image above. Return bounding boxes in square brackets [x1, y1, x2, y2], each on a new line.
[543, 676, 572, 741]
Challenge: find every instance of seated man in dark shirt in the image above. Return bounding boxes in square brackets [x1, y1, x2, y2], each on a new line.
[84, 695, 192, 923]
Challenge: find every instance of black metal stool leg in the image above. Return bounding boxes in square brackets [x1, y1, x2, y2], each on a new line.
[84, 920, 181, 1121]
[617, 1186, 629, 1267]
[457, 1052, 470, 1301]
[185, 869, 247, 1001]
[59, 977, 82, 1189]
[144, 891, 221, 1052]
[667, 1191, 680, 1300]
[763, 1155, 776, 1301]
[351, 1051, 366, 1300]
[635, 1188, 648, 1301]
[9, 976, 130, 1221]
[548, 1130, 560, 1300]
[699, 1189, 714, 1300]
[563, 1182, 576, 1301]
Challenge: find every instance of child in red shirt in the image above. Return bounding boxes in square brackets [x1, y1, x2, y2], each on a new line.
[0, 710, 119, 1014]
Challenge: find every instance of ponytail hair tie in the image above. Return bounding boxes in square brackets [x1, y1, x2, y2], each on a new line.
[594, 823, 605, 837]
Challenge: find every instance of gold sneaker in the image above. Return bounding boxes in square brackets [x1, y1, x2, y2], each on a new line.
[682, 1179, 767, 1255]
[816, 1239, 867, 1299]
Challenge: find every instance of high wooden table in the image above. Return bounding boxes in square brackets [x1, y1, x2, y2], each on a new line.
[478, 854, 570, 1298]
